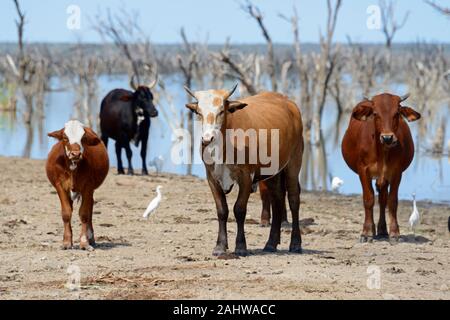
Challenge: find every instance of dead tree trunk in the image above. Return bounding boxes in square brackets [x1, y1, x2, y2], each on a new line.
[242, 1, 277, 92]
[312, 0, 342, 145]
[178, 28, 198, 176]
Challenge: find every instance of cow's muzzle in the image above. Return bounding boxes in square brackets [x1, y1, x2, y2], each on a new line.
[380, 133, 397, 147]
[68, 150, 82, 161]
[150, 110, 158, 118]
[202, 136, 215, 146]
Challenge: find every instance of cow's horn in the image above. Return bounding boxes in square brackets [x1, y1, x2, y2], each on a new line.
[225, 83, 239, 100]
[363, 95, 371, 101]
[184, 86, 197, 100]
[130, 75, 138, 91]
[400, 93, 410, 102]
[147, 63, 159, 89]
[148, 73, 159, 89]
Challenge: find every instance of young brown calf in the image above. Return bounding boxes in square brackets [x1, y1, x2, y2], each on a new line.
[46, 120, 109, 250]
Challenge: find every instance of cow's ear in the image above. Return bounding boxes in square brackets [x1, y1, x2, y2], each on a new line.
[119, 94, 133, 102]
[400, 106, 421, 122]
[352, 100, 374, 121]
[82, 127, 101, 146]
[227, 101, 248, 114]
[185, 103, 199, 114]
[48, 128, 64, 141]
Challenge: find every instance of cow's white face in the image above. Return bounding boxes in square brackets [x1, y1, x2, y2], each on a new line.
[48, 120, 101, 171]
[184, 85, 248, 146]
[194, 90, 227, 145]
[64, 120, 85, 146]
[63, 120, 85, 168]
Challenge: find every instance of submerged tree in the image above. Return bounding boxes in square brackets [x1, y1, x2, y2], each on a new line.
[8, 0, 48, 125]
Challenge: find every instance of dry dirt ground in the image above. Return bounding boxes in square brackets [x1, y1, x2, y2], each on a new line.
[0, 156, 449, 300]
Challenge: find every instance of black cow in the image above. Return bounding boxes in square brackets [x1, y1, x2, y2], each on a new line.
[100, 75, 158, 175]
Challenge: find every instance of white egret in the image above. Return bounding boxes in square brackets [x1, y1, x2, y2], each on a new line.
[409, 193, 420, 234]
[143, 186, 163, 219]
[331, 177, 344, 192]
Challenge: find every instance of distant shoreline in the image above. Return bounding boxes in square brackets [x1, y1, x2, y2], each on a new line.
[2, 41, 450, 54]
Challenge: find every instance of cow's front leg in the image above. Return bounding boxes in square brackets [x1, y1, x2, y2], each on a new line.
[234, 174, 252, 256]
[140, 122, 149, 176]
[359, 168, 375, 242]
[376, 179, 389, 238]
[115, 141, 125, 175]
[56, 185, 73, 249]
[388, 174, 402, 241]
[207, 171, 229, 256]
[88, 204, 95, 246]
[79, 191, 94, 251]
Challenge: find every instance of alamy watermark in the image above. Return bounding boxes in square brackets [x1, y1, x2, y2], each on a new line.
[366, 265, 381, 290]
[65, 264, 81, 296]
[66, 5, 81, 30]
[170, 120, 280, 175]
[367, 5, 382, 30]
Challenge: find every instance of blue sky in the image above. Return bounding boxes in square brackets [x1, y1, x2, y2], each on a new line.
[0, 0, 449, 44]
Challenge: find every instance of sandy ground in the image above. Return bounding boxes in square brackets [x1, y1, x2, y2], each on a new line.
[0, 156, 449, 300]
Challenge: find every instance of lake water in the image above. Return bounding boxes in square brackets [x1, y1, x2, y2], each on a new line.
[1, 74, 449, 203]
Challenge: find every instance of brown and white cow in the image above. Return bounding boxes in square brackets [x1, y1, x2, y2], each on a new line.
[46, 120, 109, 250]
[184, 85, 304, 256]
[342, 93, 421, 242]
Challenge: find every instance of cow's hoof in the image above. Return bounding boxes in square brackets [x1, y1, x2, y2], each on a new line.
[260, 220, 270, 228]
[127, 170, 134, 176]
[80, 243, 95, 251]
[142, 170, 149, 176]
[389, 236, 400, 244]
[289, 244, 302, 254]
[263, 244, 277, 253]
[61, 243, 73, 250]
[117, 169, 125, 175]
[212, 246, 227, 257]
[234, 248, 248, 257]
[360, 235, 373, 243]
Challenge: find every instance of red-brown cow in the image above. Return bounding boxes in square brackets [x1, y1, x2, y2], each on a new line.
[184, 86, 304, 256]
[46, 120, 109, 250]
[342, 93, 421, 242]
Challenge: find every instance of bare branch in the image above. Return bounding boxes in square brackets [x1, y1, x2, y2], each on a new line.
[241, 0, 277, 91]
[425, 0, 450, 16]
[214, 50, 257, 95]
[13, 0, 25, 59]
[92, 8, 155, 84]
[379, 0, 410, 49]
